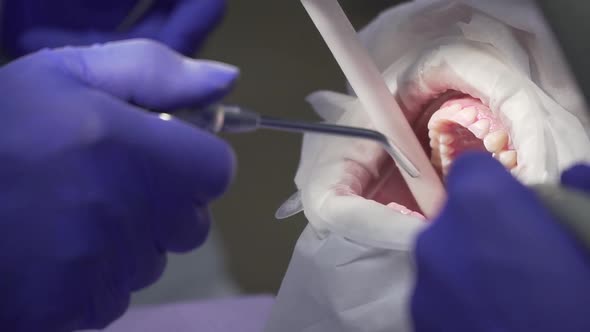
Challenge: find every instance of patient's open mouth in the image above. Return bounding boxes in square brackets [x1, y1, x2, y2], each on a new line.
[313, 26, 587, 221]
[362, 90, 517, 219]
[415, 91, 517, 176]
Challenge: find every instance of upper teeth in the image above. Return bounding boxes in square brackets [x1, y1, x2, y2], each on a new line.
[439, 133, 455, 144]
[439, 143, 454, 155]
[497, 150, 517, 168]
[467, 119, 491, 139]
[451, 106, 477, 126]
[427, 103, 518, 176]
[483, 130, 509, 152]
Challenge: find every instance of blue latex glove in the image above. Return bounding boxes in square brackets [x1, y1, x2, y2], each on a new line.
[2, 0, 225, 56]
[0, 39, 238, 332]
[411, 153, 590, 332]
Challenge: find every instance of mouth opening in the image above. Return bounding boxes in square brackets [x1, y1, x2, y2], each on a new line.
[362, 90, 517, 218]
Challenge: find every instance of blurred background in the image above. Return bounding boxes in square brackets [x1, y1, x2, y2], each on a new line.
[133, 0, 406, 305]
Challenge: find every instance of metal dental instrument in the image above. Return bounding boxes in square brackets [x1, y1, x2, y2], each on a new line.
[169, 105, 421, 178]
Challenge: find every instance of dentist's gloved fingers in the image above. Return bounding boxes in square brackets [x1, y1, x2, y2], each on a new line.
[153, 204, 212, 253]
[444, 152, 549, 228]
[98, 208, 167, 293]
[426, 153, 563, 264]
[0, 40, 238, 331]
[16, 267, 88, 332]
[87, 91, 233, 252]
[79, 261, 132, 330]
[15, 260, 131, 332]
[447, 152, 530, 203]
[413, 153, 590, 331]
[107, 100, 236, 202]
[19, 29, 127, 54]
[19, 13, 166, 53]
[561, 164, 590, 193]
[58, 39, 239, 109]
[414, 155, 533, 329]
[158, 0, 226, 54]
[18, 0, 226, 56]
[84, 147, 169, 292]
[440, 153, 576, 257]
[125, 231, 167, 291]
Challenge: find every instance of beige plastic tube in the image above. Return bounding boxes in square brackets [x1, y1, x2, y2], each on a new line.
[301, 0, 446, 217]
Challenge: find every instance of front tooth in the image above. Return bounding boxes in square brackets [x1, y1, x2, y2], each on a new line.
[446, 104, 462, 113]
[452, 106, 478, 126]
[484, 130, 509, 153]
[430, 139, 440, 149]
[428, 130, 439, 140]
[498, 150, 517, 168]
[468, 119, 491, 139]
[439, 143, 454, 155]
[439, 133, 454, 144]
[439, 104, 462, 116]
[428, 118, 442, 130]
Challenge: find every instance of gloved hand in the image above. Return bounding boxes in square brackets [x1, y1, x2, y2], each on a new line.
[562, 164, 590, 193]
[0, 39, 238, 332]
[411, 153, 590, 332]
[2, 0, 225, 56]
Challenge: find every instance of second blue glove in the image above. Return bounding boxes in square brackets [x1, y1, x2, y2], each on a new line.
[412, 153, 590, 332]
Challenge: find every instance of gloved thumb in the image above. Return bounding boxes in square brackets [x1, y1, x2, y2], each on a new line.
[50, 39, 239, 201]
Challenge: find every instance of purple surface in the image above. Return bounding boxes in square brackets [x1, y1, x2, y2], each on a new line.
[104, 295, 274, 332]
